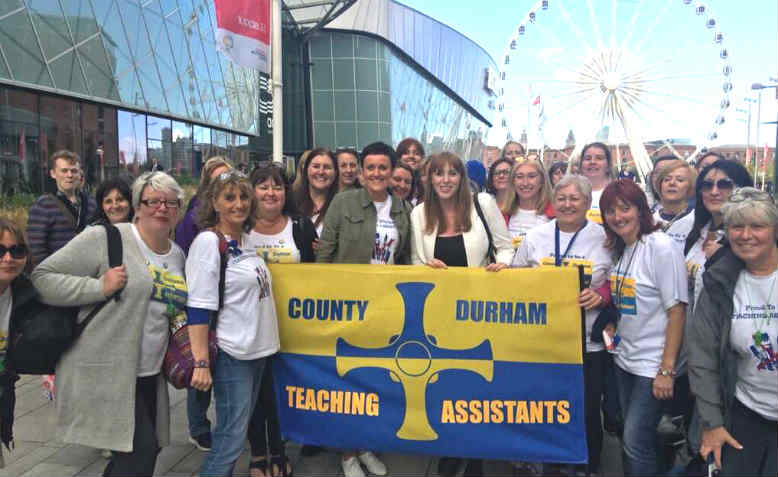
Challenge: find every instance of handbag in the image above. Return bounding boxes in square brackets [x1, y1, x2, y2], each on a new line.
[472, 192, 496, 264]
[9, 224, 123, 375]
[163, 231, 228, 389]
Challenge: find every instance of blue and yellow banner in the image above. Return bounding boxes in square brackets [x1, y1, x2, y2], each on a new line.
[269, 264, 586, 463]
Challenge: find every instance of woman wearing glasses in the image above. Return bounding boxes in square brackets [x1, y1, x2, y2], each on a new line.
[186, 170, 280, 476]
[32, 172, 187, 476]
[485, 158, 516, 220]
[688, 187, 777, 476]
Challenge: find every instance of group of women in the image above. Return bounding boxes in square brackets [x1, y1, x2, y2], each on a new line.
[0, 140, 774, 477]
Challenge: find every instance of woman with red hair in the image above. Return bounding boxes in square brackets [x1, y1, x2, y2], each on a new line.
[600, 179, 688, 475]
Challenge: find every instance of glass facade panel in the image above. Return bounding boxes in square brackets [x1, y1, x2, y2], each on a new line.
[118, 109, 147, 175]
[0, 1, 260, 136]
[81, 102, 117, 184]
[310, 59, 333, 91]
[0, 87, 41, 195]
[310, 31, 489, 158]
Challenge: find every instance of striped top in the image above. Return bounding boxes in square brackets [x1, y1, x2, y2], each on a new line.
[26, 192, 97, 267]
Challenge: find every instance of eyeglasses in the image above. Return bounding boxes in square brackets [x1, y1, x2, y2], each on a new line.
[493, 169, 511, 177]
[728, 187, 776, 204]
[700, 178, 735, 192]
[0, 244, 28, 259]
[218, 170, 248, 181]
[140, 198, 181, 209]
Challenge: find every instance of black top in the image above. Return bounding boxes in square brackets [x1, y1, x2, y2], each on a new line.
[434, 234, 467, 267]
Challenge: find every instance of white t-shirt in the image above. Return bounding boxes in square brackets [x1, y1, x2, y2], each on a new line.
[684, 220, 724, 316]
[507, 208, 550, 249]
[587, 189, 604, 224]
[246, 219, 301, 264]
[730, 270, 778, 421]
[186, 231, 280, 360]
[513, 220, 612, 352]
[653, 208, 694, 247]
[370, 197, 398, 265]
[131, 224, 187, 377]
[0, 287, 10, 371]
[610, 232, 688, 378]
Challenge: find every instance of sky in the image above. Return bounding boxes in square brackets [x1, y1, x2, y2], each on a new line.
[400, 0, 778, 151]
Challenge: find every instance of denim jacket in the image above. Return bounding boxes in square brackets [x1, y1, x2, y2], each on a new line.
[316, 188, 410, 264]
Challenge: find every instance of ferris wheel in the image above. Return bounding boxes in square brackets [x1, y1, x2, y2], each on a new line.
[495, 0, 732, 181]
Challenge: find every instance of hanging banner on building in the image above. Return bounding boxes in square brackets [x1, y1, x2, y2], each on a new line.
[270, 264, 587, 463]
[213, 0, 271, 73]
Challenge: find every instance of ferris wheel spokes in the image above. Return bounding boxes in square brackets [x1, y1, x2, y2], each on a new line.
[556, 0, 594, 55]
[632, 0, 674, 56]
[586, 0, 605, 51]
[620, 0, 647, 52]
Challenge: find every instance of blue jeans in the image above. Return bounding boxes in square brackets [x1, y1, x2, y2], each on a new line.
[187, 388, 212, 438]
[200, 350, 266, 477]
[614, 365, 664, 476]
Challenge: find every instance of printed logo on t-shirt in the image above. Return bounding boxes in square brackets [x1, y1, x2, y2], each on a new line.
[541, 257, 593, 288]
[586, 208, 602, 224]
[0, 331, 7, 353]
[372, 232, 395, 264]
[512, 235, 525, 249]
[148, 264, 188, 332]
[610, 275, 636, 316]
[256, 243, 297, 264]
[256, 265, 271, 300]
[748, 332, 777, 371]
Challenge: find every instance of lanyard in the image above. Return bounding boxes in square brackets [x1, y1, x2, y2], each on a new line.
[614, 241, 640, 309]
[554, 222, 584, 266]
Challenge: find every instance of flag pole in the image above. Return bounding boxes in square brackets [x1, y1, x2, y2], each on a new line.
[272, 0, 283, 165]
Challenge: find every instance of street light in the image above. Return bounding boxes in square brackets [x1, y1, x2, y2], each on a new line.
[752, 82, 778, 196]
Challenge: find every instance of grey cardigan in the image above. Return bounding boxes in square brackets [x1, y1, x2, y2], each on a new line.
[31, 223, 170, 452]
[687, 247, 744, 433]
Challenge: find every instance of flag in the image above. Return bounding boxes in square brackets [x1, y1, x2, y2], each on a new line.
[532, 95, 540, 106]
[214, 0, 271, 73]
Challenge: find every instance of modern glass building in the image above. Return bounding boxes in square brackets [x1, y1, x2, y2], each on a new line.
[0, 0, 496, 194]
[307, 0, 497, 159]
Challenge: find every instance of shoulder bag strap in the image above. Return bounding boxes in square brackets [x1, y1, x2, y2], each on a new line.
[75, 223, 124, 337]
[472, 193, 495, 263]
[209, 229, 229, 329]
[47, 193, 76, 229]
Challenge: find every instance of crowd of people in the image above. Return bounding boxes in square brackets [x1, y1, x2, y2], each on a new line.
[0, 140, 775, 477]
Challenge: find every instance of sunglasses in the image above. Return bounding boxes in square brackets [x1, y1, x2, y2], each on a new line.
[0, 244, 28, 259]
[218, 170, 248, 181]
[700, 179, 734, 192]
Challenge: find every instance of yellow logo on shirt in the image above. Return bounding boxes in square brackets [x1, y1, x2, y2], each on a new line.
[610, 275, 636, 315]
[256, 246, 297, 264]
[586, 208, 602, 224]
[540, 257, 594, 288]
[512, 235, 525, 249]
[148, 264, 188, 331]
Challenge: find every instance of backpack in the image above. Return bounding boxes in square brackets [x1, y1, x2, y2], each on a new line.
[9, 223, 123, 375]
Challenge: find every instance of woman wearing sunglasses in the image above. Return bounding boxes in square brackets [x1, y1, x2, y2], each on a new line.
[485, 158, 516, 220]
[32, 172, 187, 476]
[684, 160, 752, 316]
[0, 219, 31, 461]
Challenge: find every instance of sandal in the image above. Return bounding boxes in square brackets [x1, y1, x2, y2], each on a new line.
[270, 454, 294, 477]
[249, 458, 270, 477]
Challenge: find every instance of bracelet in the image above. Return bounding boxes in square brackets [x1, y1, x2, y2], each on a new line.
[657, 368, 676, 378]
[194, 360, 210, 369]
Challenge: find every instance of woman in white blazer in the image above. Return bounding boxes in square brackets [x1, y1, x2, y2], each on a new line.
[410, 152, 513, 269]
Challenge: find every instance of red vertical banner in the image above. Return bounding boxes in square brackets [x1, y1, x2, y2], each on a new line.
[213, 0, 271, 73]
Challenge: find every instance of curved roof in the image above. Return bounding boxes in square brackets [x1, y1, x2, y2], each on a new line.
[323, 0, 498, 122]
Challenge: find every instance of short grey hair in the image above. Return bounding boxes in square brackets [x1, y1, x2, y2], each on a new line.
[131, 172, 185, 209]
[722, 187, 778, 230]
[553, 174, 593, 207]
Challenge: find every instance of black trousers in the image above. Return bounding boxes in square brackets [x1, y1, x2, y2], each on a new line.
[583, 350, 607, 473]
[721, 399, 777, 476]
[247, 357, 284, 457]
[103, 375, 160, 477]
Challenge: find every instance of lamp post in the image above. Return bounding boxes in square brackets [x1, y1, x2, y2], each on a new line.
[752, 82, 778, 196]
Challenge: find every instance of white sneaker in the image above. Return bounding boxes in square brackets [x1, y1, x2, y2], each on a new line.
[358, 451, 388, 476]
[342, 456, 366, 477]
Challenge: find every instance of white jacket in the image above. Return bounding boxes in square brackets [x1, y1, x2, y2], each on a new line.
[410, 192, 514, 267]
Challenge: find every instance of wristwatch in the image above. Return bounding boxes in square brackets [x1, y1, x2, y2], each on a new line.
[194, 360, 210, 368]
[657, 368, 676, 377]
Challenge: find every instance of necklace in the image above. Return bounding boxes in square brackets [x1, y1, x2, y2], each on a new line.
[659, 205, 688, 232]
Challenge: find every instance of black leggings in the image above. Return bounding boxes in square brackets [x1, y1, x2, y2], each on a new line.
[248, 357, 284, 457]
[583, 350, 606, 473]
[103, 375, 160, 477]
